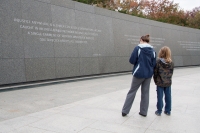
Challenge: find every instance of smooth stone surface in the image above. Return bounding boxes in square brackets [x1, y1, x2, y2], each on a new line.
[98, 57, 117, 73]
[55, 58, 80, 78]
[1, 0, 200, 89]
[50, 0, 75, 9]
[79, 57, 99, 75]
[25, 58, 56, 81]
[0, 59, 26, 85]
[75, 2, 94, 13]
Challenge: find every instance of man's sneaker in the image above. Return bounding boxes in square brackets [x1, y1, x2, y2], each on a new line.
[122, 112, 127, 117]
[164, 111, 171, 116]
[155, 111, 161, 116]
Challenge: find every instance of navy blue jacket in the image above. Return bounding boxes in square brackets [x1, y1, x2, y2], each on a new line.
[130, 43, 156, 78]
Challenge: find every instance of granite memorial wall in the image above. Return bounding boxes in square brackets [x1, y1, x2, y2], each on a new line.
[0, 0, 200, 85]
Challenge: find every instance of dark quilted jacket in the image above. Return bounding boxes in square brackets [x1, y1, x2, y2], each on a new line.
[153, 58, 174, 87]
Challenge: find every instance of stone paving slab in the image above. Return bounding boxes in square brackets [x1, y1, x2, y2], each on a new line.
[0, 67, 200, 133]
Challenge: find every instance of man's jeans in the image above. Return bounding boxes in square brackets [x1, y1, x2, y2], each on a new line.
[156, 86, 171, 114]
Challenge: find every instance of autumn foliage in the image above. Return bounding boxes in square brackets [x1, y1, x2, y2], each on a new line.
[74, 0, 200, 29]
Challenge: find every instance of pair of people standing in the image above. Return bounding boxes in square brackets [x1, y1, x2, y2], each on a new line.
[122, 35, 174, 117]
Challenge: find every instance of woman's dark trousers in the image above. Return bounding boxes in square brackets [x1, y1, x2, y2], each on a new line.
[122, 76, 152, 116]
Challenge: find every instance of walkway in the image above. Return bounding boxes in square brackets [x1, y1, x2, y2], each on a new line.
[0, 67, 200, 133]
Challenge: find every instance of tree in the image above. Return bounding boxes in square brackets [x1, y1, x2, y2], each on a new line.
[188, 7, 200, 29]
[74, 0, 200, 29]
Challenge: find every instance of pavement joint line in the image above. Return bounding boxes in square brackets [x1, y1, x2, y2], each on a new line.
[77, 120, 99, 133]
[145, 113, 158, 133]
[121, 115, 132, 125]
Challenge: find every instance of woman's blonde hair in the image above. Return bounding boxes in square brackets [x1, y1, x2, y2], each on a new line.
[158, 46, 172, 63]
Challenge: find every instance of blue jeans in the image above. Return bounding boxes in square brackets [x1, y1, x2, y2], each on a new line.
[156, 86, 171, 114]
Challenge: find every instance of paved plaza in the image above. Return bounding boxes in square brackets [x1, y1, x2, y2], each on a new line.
[0, 66, 200, 133]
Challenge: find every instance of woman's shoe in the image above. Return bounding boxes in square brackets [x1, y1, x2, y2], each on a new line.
[139, 112, 146, 117]
[122, 112, 127, 117]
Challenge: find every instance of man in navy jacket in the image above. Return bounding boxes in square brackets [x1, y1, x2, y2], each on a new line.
[122, 35, 156, 117]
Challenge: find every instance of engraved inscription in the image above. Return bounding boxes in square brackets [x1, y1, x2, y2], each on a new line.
[178, 41, 200, 51]
[14, 18, 101, 44]
[125, 34, 165, 48]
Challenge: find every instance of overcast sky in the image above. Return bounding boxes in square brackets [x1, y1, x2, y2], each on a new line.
[172, 0, 200, 11]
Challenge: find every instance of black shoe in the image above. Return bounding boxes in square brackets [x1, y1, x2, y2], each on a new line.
[139, 112, 146, 117]
[155, 111, 161, 116]
[164, 111, 171, 116]
[122, 112, 127, 117]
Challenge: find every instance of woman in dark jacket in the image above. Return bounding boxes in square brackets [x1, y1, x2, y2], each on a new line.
[122, 35, 156, 117]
